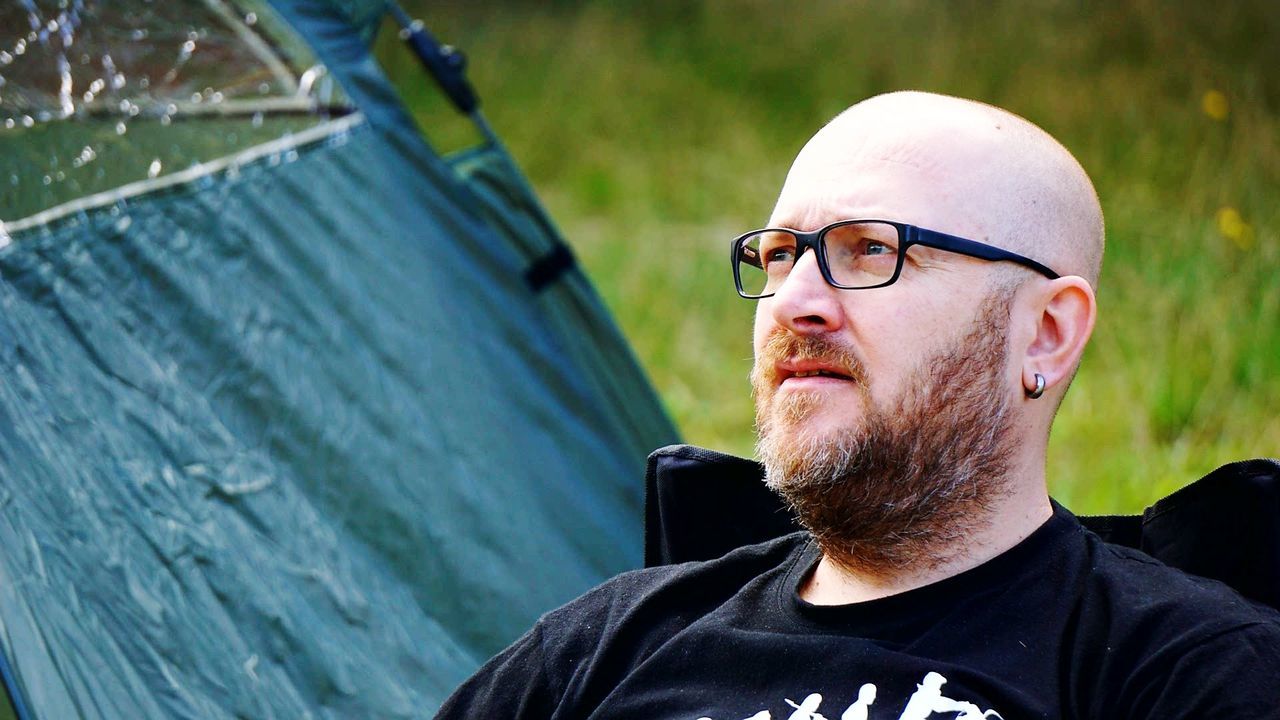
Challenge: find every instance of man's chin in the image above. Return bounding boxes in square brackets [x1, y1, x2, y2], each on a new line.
[759, 392, 866, 437]
[757, 407, 867, 491]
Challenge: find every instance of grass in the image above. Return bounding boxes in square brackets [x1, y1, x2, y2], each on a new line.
[380, 0, 1279, 515]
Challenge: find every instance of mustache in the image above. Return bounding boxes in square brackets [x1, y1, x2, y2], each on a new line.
[753, 331, 868, 386]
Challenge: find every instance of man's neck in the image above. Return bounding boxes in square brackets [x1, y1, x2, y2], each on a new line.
[799, 486, 1054, 605]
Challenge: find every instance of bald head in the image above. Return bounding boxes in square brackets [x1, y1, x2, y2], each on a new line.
[775, 91, 1104, 287]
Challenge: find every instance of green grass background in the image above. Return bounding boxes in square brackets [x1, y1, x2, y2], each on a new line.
[380, 1, 1279, 515]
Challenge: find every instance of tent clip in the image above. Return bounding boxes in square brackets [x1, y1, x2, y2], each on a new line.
[525, 243, 577, 292]
[387, 2, 479, 115]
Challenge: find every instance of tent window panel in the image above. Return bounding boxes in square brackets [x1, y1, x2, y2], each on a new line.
[0, 0, 355, 225]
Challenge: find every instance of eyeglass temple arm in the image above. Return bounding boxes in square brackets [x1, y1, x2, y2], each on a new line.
[910, 227, 1061, 279]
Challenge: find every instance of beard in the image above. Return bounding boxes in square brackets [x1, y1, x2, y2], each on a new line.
[752, 290, 1017, 578]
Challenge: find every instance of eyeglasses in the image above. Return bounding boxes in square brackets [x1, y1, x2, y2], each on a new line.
[732, 219, 1060, 299]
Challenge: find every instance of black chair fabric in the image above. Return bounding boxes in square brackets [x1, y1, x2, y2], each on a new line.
[644, 445, 799, 568]
[644, 445, 1280, 610]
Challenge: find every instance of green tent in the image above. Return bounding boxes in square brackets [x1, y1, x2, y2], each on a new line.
[0, 0, 677, 716]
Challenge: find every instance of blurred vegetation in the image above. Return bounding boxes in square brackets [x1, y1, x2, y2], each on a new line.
[378, 0, 1279, 514]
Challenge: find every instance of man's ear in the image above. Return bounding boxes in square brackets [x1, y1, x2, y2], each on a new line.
[1021, 276, 1096, 396]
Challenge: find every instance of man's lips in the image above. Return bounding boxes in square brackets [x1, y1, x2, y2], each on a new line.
[752, 331, 868, 396]
[776, 361, 857, 383]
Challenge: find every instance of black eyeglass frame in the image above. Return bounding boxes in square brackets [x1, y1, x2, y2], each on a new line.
[732, 219, 1061, 299]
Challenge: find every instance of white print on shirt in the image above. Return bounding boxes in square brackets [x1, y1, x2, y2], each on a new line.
[695, 671, 1003, 720]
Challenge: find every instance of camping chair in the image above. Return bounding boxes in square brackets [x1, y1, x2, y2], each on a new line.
[644, 445, 1280, 610]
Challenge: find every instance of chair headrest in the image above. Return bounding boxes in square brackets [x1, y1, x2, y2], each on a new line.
[644, 445, 1280, 610]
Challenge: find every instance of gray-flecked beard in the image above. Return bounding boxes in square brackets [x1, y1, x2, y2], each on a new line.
[752, 291, 1017, 578]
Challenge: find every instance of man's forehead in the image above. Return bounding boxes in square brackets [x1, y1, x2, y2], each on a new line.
[769, 127, 994, 235]
[772, 97, 1068, 229]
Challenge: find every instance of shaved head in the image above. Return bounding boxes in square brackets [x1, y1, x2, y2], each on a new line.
[776, 91, 1104, 287]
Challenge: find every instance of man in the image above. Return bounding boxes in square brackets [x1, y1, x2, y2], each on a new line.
[437, 92, 1280, 719]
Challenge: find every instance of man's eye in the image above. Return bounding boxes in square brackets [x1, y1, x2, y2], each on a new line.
[764, 247, 796, 265]
[862, 240, 894, 256]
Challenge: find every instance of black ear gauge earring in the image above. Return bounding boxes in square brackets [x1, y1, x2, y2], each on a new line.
[1026, 373, 1046, 399]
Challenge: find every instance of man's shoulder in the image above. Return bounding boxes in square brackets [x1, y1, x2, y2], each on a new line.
[1071, 527, 1280, 662]
[557, 530, 809, 610]
[1057, 529, 1280, 715]
[538, 531, 810, 637]
[1083, 530, 1278, 620]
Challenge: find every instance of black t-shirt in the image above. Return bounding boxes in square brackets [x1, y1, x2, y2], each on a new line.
[437, 505, 1280, 719]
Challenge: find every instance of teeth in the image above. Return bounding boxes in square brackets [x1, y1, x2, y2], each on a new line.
[793, 370, 830, 378]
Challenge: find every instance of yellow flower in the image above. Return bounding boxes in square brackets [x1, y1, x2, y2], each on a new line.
[1216, 207, 1254, 250]
[1202, 90, 1229, 121]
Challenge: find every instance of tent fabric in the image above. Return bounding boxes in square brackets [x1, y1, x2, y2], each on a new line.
[0, 0, 678, 717]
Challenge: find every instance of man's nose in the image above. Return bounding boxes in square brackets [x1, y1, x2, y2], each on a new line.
[765, 250, 845, 335]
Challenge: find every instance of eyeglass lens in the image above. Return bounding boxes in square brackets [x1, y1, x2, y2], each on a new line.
[736, 221, 902, 296]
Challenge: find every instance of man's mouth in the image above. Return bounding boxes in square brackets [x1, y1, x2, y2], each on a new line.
[751, 331, 868, 398]
[778, 363, 858, 384]
[790, 369, 853, 379]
